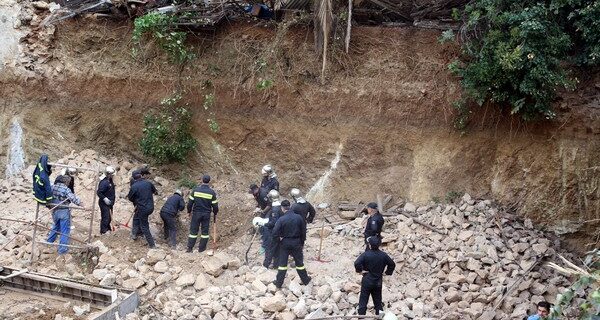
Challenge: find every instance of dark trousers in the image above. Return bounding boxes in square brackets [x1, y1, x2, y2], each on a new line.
[262, 228, 279, 268]
[160, 211, 177, 248]
[136, 209, 155, 248]
[187, 212, 210, 252]
[274, 241, 310, 287]
[131, 210, 143, 237]
[358, 279, 383, 315]
[99, 202, 112, 234]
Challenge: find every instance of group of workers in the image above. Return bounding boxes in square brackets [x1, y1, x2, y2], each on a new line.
[31, 157, 557, 317]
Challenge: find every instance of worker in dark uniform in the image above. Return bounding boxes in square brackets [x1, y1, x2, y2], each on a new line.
[61, 167, 77, 193]
[290, 188, 316, 224]
[129, 165, 151, 187]
[259, 190, 282, 268]
[127, 173, 158, 248]
[186, 175, 218, 253]
[272, 200, 311, 288]
[354, 236, 396, 316]
[160, 189, 185, 249]
[249, 183, 271, 213]
[97, 166, 116, 235]
[260, 164, 279, 192]
[363, 202, 384, 246]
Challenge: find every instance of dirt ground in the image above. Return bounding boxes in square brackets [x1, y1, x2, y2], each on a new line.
[0, 14, 599, 252]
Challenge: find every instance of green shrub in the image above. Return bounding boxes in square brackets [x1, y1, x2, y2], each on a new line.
[140, 106, 197, 164]
[549, 250, 600, 319]
[132, 12, 195, 64]
[177, 173, 197, 189]
[452, 0, 599, 121]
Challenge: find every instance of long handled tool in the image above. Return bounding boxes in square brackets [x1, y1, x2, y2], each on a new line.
[244, 228, 259, 264]
[313, 219, 331, 263]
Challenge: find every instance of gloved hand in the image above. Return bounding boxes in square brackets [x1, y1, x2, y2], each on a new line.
[252, 217, 268, 227]
[103, 197, 112, 206]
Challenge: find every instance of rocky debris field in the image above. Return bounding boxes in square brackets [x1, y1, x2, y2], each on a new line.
[0, 150, 585, 319]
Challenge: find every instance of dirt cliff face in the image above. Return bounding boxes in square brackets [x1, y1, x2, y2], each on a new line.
[1, 17, 599, 250]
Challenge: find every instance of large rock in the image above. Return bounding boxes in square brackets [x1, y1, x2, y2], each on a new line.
[252, 279, 267, 294]
[154, 261, 169, 273]
[92, 268, 108, 280]
[123, 278, 145, 290]
[146, 249, 167, 265]
[260, 295, 286, 312]
[194, 274, 210, 290]
[99, 273, 116, 286]
[201, 256, 227, 277]
[403, 203, 417, 213]
[176, 273, 196, 287]
[155, 272, 172, 285]
[292, 299, 308, 318]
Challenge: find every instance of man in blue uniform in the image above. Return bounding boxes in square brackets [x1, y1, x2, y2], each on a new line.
[97, 166, 116, 235]
[260, 164, 279, 192]
[187, 175, 218, 253]
[272, 200, 311, 288]
[128, 173, 158, 248]
[160, 189, 186, 249]
[290, 188, 316, 224]
[354, 236, 395, 316]
[363, 202, 384, 246]
[261, 190, 283, 268]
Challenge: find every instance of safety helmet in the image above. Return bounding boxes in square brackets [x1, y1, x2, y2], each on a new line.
[105, 166, 115, 175]
[261, 164, 273, 176]
[175, 189, 183, 196]
[268, 189, 280, 200]
[290, 188, 301, 198]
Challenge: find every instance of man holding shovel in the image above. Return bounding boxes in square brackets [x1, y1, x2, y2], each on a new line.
[97, 166, 116, 235]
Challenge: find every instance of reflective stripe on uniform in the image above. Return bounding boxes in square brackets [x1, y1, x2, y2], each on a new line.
[296, 266, 305, 270]
[211, 199, 218, 204]
[35, 175, 43, 186]
[278, 266, 288, 270]
[38, 163, 44, 172]
[200, 234, 210, 239]
[188, 234, 198, 238]
[189, 195, 194, 200]
[194, 192, 213, 199]
[34, 197, 47, 204]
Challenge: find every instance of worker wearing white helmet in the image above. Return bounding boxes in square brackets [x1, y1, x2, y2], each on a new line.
[260, 165, 279, 192]
[290, 188, 316, 224]
[97, 166, 116, 235]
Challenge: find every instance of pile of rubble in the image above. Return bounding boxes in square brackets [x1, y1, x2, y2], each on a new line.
[0, 149, 582, 319]
[71, 194, 577, 320]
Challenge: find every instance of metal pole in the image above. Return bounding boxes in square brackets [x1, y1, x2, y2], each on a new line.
[88, 164, 100, 243]
[30, 203, 40, 263]
[47, 162, 102, 172]
[0, 217, 87, 244]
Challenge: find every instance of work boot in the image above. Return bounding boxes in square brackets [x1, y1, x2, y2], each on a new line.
[302, 276, 311, 286]
[186, 248, 192, 253]
[272, 280, 282, 289]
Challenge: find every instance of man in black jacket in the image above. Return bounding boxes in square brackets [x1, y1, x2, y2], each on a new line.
[127, 174, 158, 248]
[354, 236, 396, 316]
[260, 190, 283, 268]
[363, 202, 384, 246]
[260, 164, 279, 192]
[186, 175, 218, 253]
[160, 189, 186, 249]
[290, 188, 316, 224]
[97, 166, 116, 235]
[272, 200, 311, 288]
